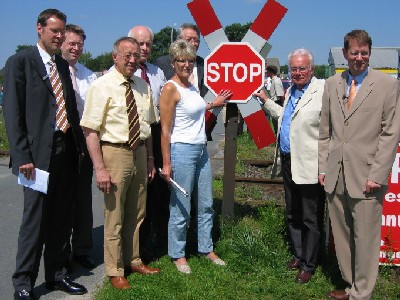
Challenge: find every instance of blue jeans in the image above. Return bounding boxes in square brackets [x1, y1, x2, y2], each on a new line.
[168, 143, 214, 259]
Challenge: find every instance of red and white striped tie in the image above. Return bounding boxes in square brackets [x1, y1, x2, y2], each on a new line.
[49, 59, 70, 132]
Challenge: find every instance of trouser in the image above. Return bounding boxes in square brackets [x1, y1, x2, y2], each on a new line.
[328, 166, 384, 300]
[102, 143, 147, 276]
[281, 153, 325, 272]
[13, 129, 75, 291]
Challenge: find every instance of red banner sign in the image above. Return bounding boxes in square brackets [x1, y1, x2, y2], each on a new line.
[380, 144, 400, 265]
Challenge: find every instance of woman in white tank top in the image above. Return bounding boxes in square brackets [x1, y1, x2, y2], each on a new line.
[159, 40, 231, 274]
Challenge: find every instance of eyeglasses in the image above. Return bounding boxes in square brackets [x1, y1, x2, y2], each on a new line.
[48, 28, 66, 36]
[290, 66, 310, 73]
[175, 59, 195, 65]
[349, 51, 370, 58]
[118, 52, 140, 61]
[68, 42, 84, 49]
[184, 37, 200, 44]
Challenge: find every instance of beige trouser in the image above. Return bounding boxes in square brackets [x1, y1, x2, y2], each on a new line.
[102, 144, 147, 276]
[327, 168, 384, 300]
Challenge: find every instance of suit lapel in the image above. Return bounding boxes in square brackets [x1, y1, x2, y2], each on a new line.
[336, 71, 347, 119]
[55, 55, 70, 103]
[347, 71, 374, 117]
[196, 55, 204, 84]
[293, 77, 316, 115]
[31, 46, 54, 94]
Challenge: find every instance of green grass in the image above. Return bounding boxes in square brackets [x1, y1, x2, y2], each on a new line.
[0, 112, 9, 151]
[94, 131, 400, 299]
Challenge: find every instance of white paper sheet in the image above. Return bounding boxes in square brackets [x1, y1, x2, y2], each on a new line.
[17, 168, 49, 194]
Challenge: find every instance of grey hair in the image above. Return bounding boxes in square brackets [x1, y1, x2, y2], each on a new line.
[177, 23, 200, 39]
[127, 26, 154, 40]
[287, 48, 314, 67]
[112, 37, 139, 55]
[169, 40, 196, 62]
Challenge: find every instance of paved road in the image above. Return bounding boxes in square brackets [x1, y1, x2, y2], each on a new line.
[0, 115, 225, 299]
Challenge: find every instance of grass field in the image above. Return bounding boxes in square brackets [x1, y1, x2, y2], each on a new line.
[0, 112, 9, 151]
[95, 133, 400, 300]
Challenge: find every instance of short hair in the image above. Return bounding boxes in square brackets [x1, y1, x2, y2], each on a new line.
[344, 29, 372, 52]
[177, 23, 200, 39]
[112, 37, 139, 55]
[169, 40, 196, 62]
[287, 48, 314, 67]
[266, 65, 278, 75]
[127, 26, 154, 40]
[66, 24, 86, 41]
[37, 9, 66, 27]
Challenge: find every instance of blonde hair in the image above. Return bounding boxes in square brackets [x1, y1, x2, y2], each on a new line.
[169, 40, 196, 62]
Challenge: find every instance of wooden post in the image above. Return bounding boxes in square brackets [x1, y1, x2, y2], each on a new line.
[222, 103, 239, 217]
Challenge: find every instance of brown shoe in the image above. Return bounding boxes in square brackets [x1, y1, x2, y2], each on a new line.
[327, 290, 349, 300]
[110, 276, 131, 290]
[295, 269, 312, 284]
[131, 263, 160, 275]
[287, 257, 301, 270]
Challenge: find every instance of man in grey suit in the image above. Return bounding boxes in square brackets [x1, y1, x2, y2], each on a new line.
[319, 29, 400, 300]
[3, 9, 87, 299]
[254, 48, 326, 284]
[155, 23, 207, 97]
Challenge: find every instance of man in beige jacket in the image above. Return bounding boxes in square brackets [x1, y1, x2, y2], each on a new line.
[254, 48, 325, 284]
[318, 30, 400, 300]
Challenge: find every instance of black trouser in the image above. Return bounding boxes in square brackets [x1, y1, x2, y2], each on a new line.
[281, 152, 325, 272]
[13, 130, 75, 292]
[66, 138, 93, 257]
[140, 123, 170, 257]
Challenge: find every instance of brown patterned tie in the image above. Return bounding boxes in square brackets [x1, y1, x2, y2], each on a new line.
[123, 79, 141, 150]
[49, 59, 70, 132]
[347, 78, 357, 110]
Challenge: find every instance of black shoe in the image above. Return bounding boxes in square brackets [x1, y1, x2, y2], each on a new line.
[45, 277, 87, 295]
[73, 254, 96, 269]
[14, 290, 36, 300]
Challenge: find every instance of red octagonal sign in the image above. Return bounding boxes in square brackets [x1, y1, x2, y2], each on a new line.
[205, 42, 265, 103]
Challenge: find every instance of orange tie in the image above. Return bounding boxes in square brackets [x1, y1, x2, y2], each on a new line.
[347, 78, 357, 110]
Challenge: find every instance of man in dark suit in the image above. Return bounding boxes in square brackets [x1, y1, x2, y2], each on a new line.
[155, 23, 207, 97]
[3, 9, 87, 299]
[319, 30, 400, 300]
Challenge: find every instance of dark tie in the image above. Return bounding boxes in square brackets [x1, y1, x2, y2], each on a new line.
[347, 78, 357, 110]
[123, 80, 141, 150]
[49, 59, 70, 132]
[139, 63, 150, 84]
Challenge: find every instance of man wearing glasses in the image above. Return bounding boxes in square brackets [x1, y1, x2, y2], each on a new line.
[319, 30, 400, 300]
[81, 37, 160, 290]
[3, 9, 87, 299]
[61, 24, 97, 272]
[254, 48, 326, 284]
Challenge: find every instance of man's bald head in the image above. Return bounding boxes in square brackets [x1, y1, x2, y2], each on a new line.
[128, 26, 154, 63]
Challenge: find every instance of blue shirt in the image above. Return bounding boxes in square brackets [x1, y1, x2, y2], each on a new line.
[279, 83, 309, 154]
[346, 68, 368, 96]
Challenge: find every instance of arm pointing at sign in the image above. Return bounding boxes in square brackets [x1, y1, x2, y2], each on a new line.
[159, 40, 230, 274]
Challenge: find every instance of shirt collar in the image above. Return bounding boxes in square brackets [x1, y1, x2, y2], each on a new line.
[36, 43, 53, 65]
[111, 67, 136, 86]
[348, 67, 368, 85]
[291, 81, 310, 98]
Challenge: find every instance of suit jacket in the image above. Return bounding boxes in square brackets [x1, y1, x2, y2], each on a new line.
[155, 55, 208, 97]
[3, 46, 84, 176]
[262, 76, 325, 184]
[318, 69, 400, 198]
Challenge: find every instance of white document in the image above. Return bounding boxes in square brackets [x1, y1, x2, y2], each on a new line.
[17, 168, 49, 194]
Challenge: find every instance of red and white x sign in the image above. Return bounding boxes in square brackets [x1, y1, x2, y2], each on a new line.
[187, 0, 287, 149]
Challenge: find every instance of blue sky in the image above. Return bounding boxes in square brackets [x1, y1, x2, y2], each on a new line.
[1, 0, 399, 68]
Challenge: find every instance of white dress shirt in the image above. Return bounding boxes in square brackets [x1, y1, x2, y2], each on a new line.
[72, 62, 97, 118]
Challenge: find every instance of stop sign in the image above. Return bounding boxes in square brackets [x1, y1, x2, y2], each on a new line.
[205, 42, 265, 102]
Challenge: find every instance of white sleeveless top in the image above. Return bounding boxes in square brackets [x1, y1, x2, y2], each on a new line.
[166, 80, 206, 144]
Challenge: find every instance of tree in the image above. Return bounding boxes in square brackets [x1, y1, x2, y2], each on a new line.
[149, 26, 177, 63]
[78, 51, 93, 67]
[224, 22, 252, 42]
[85, 52, 113, 72]
[16, 45, 34, 53]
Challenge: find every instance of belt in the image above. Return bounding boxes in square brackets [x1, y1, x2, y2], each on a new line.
[101, 140, 145, 148]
